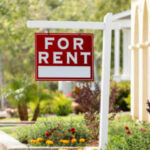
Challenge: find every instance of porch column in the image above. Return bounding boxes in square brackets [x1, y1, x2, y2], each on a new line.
[131, 5, 139, 120]
[113, 29, 120, 82]
[138, 0, 149, 121]
[58, 81, 72, 96]
[121, 29, 131, 81]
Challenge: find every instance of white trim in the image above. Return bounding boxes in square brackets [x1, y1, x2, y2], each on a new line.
[27, 20, 130, 30]
[112, 10, 131, 21]
[27, 21, 105, 30]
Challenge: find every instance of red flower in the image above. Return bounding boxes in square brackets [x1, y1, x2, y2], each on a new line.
[143, 129, 146, 132]
[126, 131, 130, 135]
[69, 136, 73, 140]
[53, 128, 56, 131]
[45, 131, 50, 137]
[124, 126, 129, 130]
[58, 134, 62, 137]
[71, 128, 76, 134]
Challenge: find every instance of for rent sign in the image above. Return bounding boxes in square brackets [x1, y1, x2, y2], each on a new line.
[35, 33, 94, 81]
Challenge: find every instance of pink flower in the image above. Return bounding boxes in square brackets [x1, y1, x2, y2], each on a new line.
[67, 93, 72, 97]
[140, 128, 143, 131]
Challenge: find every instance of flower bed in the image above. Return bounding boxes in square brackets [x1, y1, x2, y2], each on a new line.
[15, 116, 92, 147]
[29, 125, 86, 147]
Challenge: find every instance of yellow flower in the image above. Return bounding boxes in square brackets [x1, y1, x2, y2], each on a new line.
[79, 138, 85, 143]
[77, 147, 84, 150]
[59, 139, 64, 143]
[37, 137, 43, 142]
[63, 140, 69, 144]
[71, 138, 77, 143]
[46, 140, 54, 145]
[30, 139, 39, 144]
[59, 149, 68, 150]
[34, 140, 39, 144]
[30, 140, 34, 143]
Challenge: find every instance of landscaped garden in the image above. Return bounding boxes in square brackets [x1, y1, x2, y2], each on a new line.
[1, 0, 150, 149]
[1, 113, 150, 150]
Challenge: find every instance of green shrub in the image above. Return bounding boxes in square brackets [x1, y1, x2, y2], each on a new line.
[106, 126, 150, 150]
[124, 94, 131, 110]
[115, 81, 130, 111]
[106, 114, 150, 150]
[40, 100, 53, 115]
[51, 94, 72, 116]
[16, 116, 91, 147]
[110, 81, 130, 111]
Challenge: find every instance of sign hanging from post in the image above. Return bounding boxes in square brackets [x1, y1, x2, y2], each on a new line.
[35, 33, 94, 81]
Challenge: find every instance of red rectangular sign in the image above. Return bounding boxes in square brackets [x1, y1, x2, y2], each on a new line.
[35, 33, 94, 81]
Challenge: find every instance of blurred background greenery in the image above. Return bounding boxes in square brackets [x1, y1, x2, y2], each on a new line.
[0, 0, 131, 120]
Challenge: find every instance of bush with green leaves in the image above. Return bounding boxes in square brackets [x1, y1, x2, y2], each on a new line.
[3, 76, 51, 121]
[107, 126, 150, 150]
[51, 93, 72, 116]
[115, 81, 130, 111]
[106, 114, 150, 150]
[16, 116, 91, 147]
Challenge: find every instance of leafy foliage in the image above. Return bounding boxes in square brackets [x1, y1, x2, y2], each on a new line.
[51, 93, 72, 116]
[73, 83, 100, 113]
[0, 0, 130, 81]
[107, 114, 150, 150]
[3, 76, 51, 120]
[16, 116, 91, 146]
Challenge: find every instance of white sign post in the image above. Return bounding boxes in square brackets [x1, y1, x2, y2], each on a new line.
[27, 13, 112, 150]
[99, 13, 112, 150]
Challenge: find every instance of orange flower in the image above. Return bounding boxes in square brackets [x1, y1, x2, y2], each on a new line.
[71, 138, 77, 143]
[79, 138, 85, 143]
[46, 140, 54, 145]
[77, 147, 84, 150]
[30, 139, 39, 144]
[37, 137, 43, 142]
[63, 140, 69, 144]
[59, 139, 64, 143]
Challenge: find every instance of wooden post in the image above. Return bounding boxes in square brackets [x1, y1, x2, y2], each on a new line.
[131, 5, 139, 120]
[99, 13, 112, 150]
[138, 0, 149, 121]
[148, 0, 150, 121]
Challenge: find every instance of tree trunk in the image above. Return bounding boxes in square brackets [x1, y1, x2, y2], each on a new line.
[0, 54, 6, 110]
[32, 102, 40, 121]
[17, 102, 28, 121]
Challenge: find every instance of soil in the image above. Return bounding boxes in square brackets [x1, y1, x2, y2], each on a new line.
[87, 140, 99, 146]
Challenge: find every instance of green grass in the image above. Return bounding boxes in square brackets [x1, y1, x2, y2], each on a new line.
[0, 114, 84, 139]
[0, 126, 20, 138]
[0, 114, 82, 122]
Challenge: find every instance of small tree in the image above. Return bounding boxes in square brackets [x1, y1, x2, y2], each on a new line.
[3, 77, 50, 121]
